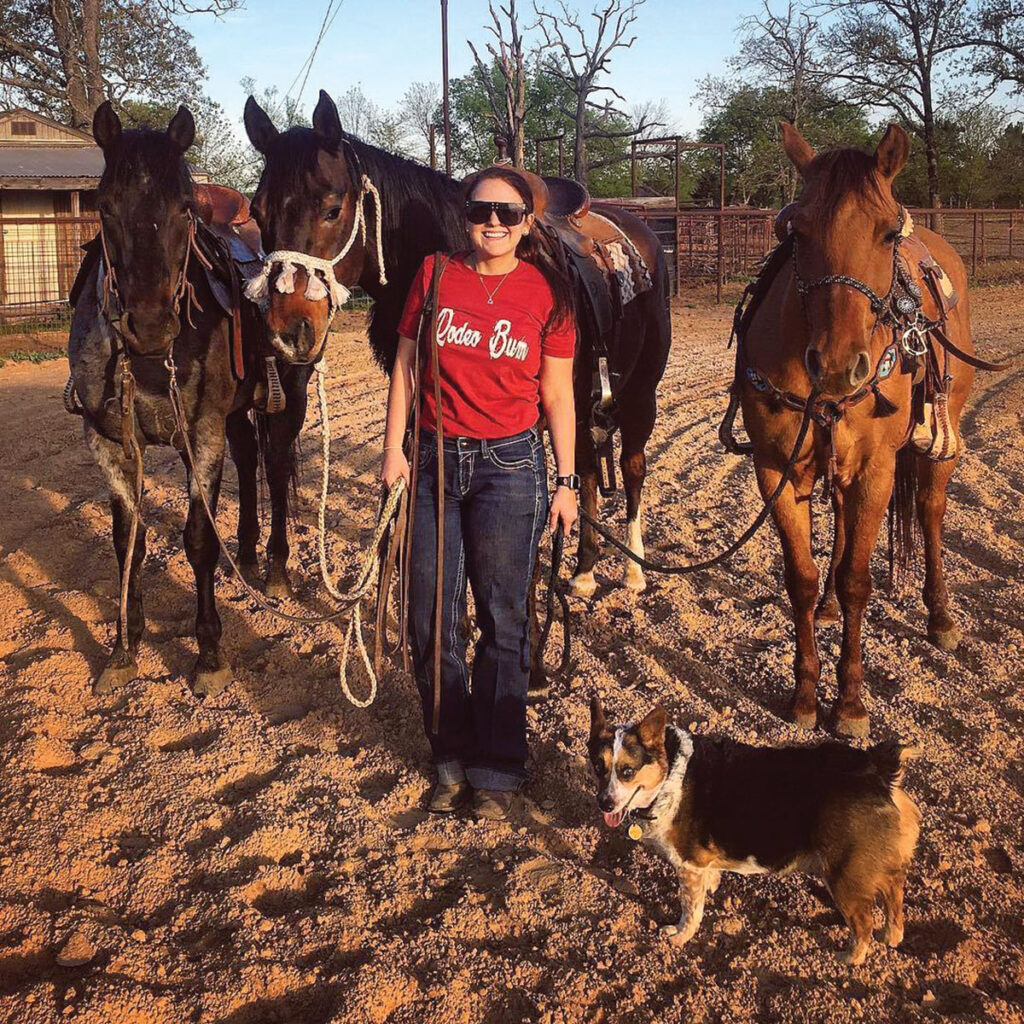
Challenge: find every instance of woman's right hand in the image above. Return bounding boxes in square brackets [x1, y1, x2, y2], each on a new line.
[381, 447, 411, 489]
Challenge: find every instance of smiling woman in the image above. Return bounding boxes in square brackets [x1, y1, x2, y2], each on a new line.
[379, 165, 578, 821]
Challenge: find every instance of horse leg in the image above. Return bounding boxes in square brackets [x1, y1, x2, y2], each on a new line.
[915, 457, 960, 651]
[226, 409, 260, 585]
[265, 382, 309, 599]
[619, 391, 656, 593]
[816, 489, 844, 624]
[87, 424, 147, 694]
[568, 435, 600, 599]
[761, 466, 820, 729]
[833, 461, 894, 737]
[181, 425, 233, 698]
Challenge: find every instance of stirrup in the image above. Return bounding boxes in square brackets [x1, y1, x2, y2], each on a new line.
[718, 389, 753, 455]
[911, 394, 958, 461]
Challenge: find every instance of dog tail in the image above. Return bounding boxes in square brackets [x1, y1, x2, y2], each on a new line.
[869, 740, 920, 791]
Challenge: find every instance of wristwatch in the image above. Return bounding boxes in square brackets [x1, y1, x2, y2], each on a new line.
[555, 474, 581, 491]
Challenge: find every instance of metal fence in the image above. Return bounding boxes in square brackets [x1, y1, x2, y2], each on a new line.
[600, 204, 1024, 299]
[0, 214, 99, 327]
[1, 208, 1022, 325]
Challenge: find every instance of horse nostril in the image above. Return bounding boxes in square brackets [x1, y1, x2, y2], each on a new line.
[850, 349, 871, 387]
[805, 347, 824, 383]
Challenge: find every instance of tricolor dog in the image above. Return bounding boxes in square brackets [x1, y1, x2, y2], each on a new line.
[588, 698, 921, 964]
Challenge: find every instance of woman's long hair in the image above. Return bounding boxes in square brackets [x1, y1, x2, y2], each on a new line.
[463, 166, 576, 337]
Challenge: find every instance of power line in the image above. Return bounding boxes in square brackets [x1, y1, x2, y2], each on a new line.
[285, 0, 346, 113]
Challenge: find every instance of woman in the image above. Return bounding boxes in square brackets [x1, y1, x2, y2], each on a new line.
[380, 165, 578, 820]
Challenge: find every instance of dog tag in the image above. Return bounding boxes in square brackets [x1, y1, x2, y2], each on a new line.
[628, 823, 643, 841]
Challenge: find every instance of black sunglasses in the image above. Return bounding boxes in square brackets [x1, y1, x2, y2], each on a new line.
[465, 200, 528, 226]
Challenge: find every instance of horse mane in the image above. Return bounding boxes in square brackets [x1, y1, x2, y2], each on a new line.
[806, 147, 890, 221]
[99, 127, 193, 197]
[340, 134, 466, 370]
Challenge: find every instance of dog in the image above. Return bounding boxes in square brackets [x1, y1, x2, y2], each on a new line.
[588, 697, 921, 964]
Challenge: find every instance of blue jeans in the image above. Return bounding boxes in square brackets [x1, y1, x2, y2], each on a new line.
[409, 427, 548, 792]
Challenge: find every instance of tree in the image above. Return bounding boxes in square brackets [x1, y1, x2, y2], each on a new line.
[398, 81, 441, 162]
[0, 0, 239, 131]
[468, 0, 529, 166]
[817, 0, 977, 208]
[966, 0, 1024, 92]
[534, 0, 662, 181]
[240, 77, 310, 131]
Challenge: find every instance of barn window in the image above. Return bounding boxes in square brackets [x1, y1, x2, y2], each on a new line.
[11, 120, 37, 136]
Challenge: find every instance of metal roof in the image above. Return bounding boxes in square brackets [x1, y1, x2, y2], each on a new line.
[0, 145, 104, 180]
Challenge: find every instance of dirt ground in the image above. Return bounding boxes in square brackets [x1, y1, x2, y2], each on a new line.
[0, 288, 1021, 1024]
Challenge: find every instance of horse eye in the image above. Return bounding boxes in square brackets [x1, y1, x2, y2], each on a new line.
[324, 206, 342, 222]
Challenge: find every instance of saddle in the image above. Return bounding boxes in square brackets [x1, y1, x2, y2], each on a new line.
[478, 163, 654, 493]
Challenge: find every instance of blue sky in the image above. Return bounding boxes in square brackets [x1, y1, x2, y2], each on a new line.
[196, 0, 752, 139]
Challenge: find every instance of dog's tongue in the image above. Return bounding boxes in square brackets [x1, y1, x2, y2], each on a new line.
[603, 809, 624, 828]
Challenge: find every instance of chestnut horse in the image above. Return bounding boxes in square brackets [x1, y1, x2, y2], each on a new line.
[241, 90, 671, 660]
[739, 123, 975, 737]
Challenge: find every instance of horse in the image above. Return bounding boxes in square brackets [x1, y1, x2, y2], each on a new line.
[67, 102, 276, 696]
[241, 90, 672, 650]
[736, 122, 976, 737]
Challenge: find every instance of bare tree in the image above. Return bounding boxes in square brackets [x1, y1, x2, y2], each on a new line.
[0, 0, 239, 130]
[468, 0, 529, 166]
[964, 0, 1024, 92]
[534, 0, 660, 181]
[734, 1, 824, 125]
[817, 0, 978, 208]
[399, 81, 441, 160]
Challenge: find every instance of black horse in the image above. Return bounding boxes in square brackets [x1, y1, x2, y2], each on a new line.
[67, 102, 297, 696]
[243, 90, 671, 601]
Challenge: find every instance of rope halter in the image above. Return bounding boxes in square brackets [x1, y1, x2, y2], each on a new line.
[244, 173, 388, 313]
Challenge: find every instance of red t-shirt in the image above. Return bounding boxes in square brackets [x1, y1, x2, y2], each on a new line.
[397, 253, 576, 439]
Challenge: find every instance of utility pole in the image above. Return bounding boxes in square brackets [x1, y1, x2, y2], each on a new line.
[441, 0, 452, 176]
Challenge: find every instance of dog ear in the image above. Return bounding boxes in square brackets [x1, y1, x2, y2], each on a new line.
[590, 694, 609, 740]
[636, 706, 667, 751]
[780, 121, 815, 177]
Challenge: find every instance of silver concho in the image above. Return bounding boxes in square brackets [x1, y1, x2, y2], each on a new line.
[895, 293, 918, 317]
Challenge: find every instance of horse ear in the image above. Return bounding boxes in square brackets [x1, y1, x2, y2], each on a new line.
[780, 121, 815, 176]
[92, 101, 121, 151]
[874, 123, 910, 181]
[244, 95, 278, 154]
[167, 105, 195, 154]
[312, 89, 342, 147]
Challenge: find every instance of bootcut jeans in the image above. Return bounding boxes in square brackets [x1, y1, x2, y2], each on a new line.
[409, 426, 548, 792]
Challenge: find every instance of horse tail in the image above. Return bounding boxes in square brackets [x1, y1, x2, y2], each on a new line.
[888, 447, 918, 590]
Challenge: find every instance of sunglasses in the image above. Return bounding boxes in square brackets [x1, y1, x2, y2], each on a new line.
[465, 200, 528, 226]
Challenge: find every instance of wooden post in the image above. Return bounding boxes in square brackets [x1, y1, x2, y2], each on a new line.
[971, 213, 978, 276]
[429, 125, 436, 170]
[630, 138, 637, 198]
[980, 212, 986, 265]
[673, 136, 680, 209]
[557, 135, 564, 177]
[1009, 211, 1015, 260]
[716, 146, 725, 304]
[441, 0, 452, 176]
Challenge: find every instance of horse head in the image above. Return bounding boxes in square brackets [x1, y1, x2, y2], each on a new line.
[93, 101, 197, 357]
[245, 89, 371, 365]
[780, 121, 910, 396]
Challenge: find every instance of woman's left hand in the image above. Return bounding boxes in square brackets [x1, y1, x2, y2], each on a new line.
[549, 485, 578, 535]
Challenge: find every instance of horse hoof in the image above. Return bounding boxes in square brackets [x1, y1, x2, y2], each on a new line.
[815, 600, 840, 625]
[238, 561, 261, 587]
[790, 708, 818, 731]
[527, 680, 551, 701]
[928, 624, 961, 652]
[833, 713, 870, 739]
[192, 666, 233, 698]
[568, 573, 597, 599]
[265, 576, 293, 601]
[623, 569, 647, 593]
[93, 658, 138, 695]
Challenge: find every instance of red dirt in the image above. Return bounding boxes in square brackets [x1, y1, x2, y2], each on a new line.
[0, 293, 1021, 1023]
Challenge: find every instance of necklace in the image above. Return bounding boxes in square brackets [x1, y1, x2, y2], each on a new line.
[471, 257, 516, 305]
